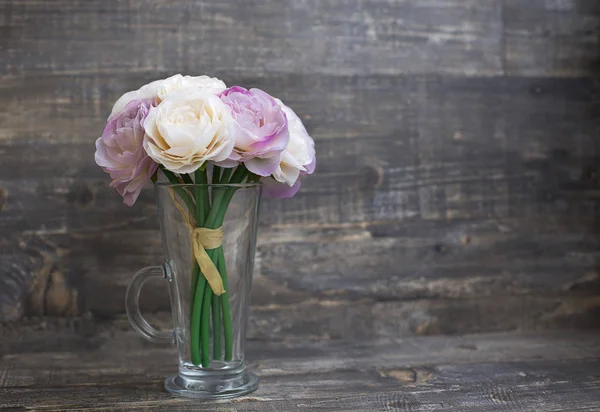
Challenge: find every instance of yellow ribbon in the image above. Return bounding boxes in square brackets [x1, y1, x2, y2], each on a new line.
[169, 189, 225, 296]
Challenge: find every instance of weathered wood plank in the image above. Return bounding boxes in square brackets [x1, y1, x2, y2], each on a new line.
[1, 73, 597, 152]
[4, 285, 600, 340]
[2, 0, 598, 80]
[0, 0, 505, 78]
[504, 0, 600, 76]
[3, 217, 600, 335]
[1, 328, 599, 411]
[1, 372, 598, 412]
[3, 323, 599, 370]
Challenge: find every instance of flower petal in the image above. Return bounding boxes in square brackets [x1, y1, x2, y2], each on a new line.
[262, 177, 301, 198]
[245, 155, 280, 177]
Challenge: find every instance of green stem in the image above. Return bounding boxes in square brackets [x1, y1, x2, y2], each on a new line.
[190, 169, 211, 366]
[192, 165, 249, 366]
[201, 273, 213, 367]
[220, 167, 232, 184]
[218, 248, 233, 361]
[209, 166, 248, 361]
[194, 170, 208, 226]
[160, 167, 180, 184]
[190, 263, 200, 315]
[205, 165, 248, 228]
[212, 292, 222, 360]
[160, 167, 195, 212]
[190, 171, 206, 321]
[190, 274, 206, 366]
[208, 166, 222, 360]
[212, 166, 222, 185]
[163, 167, 203, 365]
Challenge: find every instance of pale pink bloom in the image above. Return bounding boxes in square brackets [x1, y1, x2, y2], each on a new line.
[219, 87, 289, 176]
[95, 99, 158, 206]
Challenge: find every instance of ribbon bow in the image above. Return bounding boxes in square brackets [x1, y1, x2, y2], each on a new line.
[169, 189, 226, 295]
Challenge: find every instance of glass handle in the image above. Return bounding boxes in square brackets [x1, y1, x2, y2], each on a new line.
[125, 265, 173, 344]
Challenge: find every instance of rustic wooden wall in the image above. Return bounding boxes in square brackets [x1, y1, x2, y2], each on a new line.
[1, 0, 599, 339]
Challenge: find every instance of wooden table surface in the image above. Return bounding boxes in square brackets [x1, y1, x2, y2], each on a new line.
[1, 319, 599, 411]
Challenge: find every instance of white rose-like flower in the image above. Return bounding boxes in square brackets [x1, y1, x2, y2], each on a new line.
[272, 103, 316, 186]
[143, 90, 235, 174]
[110, 79, 163, 117]
[109, 74, 227, 118]
[156, 74, 226, 102]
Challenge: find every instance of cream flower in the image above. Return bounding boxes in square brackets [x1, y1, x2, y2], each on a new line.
[110, 79, 163, 117]
[109, 74, 227, 117]
[272, 102, 316, 186]
[261, 101, 316, 198]
[143, 90, 235, 174]
[156, 74, 226, 102]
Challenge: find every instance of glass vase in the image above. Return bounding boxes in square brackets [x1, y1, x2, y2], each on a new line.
[125, 182, 261, 399]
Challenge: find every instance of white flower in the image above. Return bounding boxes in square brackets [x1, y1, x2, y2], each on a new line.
[110, 79, 163, 117]
[143, 90, 235, 174]
[109, 74, 227, 118]
[156, 74, 226, 102]
[272, 101, 316, 186]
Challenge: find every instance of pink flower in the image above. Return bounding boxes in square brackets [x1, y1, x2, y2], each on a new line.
[219, 87, 289, 176]
[262, 102, 316, 198]
[261, 177, 302, 198]
[94, 99, 158, 206]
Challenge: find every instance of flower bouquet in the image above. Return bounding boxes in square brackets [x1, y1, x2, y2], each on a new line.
[94, 74, 315, 398]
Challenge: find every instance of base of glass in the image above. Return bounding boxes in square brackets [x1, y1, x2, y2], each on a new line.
[164, 368, 259, 400]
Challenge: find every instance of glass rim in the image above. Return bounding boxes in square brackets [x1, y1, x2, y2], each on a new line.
[155, 182, 262, 189]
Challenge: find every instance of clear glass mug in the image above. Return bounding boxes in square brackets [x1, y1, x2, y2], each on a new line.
[125, 183, 261, 399]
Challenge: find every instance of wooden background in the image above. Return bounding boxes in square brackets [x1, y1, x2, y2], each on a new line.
[1, 0, 599, 340]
